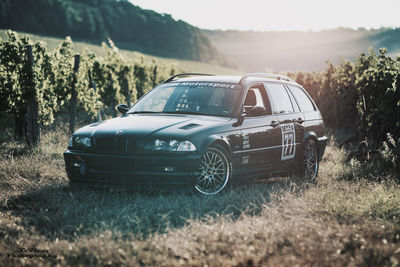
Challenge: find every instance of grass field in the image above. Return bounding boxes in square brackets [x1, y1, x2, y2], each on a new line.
[0, 29, 241, 75]
[0, 127, 399, 266]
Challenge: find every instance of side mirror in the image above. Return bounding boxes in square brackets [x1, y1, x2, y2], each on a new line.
[246, 106, 266, 117]
[117, 104, 129, 114]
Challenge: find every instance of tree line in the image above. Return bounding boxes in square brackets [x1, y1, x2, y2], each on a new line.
[0, 30, 176, 144]
[0, 0, 230, 67]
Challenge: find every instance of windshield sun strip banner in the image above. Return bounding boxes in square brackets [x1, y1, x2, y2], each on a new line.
[172, 82, 237, 89]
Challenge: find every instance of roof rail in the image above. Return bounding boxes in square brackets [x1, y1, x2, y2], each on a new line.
[239, 73, 295, 84]
[162, 73, 215, 83]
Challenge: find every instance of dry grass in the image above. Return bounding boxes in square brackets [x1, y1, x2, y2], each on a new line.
[0, 130, 399, 266]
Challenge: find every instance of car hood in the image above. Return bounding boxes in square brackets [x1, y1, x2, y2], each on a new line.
[74, 114, 231, 139]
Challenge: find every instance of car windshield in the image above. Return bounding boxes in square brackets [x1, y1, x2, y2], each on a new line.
[128, 81, 241, 117]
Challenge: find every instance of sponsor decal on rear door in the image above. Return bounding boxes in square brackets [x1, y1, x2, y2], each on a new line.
[281, 123, 295, 160]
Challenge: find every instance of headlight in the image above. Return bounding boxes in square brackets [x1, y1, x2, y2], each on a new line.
[177, 141, 196, 151]
[72, 136, 92, 149]
[145, 139, 196, 152]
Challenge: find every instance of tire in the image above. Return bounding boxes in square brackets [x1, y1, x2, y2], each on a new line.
[291, 139, 319, 183]
[194, 144, 232, 195]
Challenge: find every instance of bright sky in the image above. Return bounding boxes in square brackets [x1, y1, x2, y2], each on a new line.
[129, 0, 400, 31]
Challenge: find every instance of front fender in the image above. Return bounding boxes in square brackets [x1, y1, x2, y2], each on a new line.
[196, 135, 231, 156]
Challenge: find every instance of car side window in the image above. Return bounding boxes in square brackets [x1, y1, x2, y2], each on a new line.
[287, 85, 315, 112]
[285, 86, 300, 113]
[264, 83, 294, 114]
[243, 85, 272, 115]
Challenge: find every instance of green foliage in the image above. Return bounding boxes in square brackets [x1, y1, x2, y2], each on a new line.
[355, 48, 400, 145]
[315, 59, 358, 131]
[288, 60, 359, 132]
[0, 31, 28, 114]
[1, 29, 400, 167]
[380, 133, 400, 178]
[33, 41, 59, 125]
[289, 50, 400, 179]
[290, 49, 400, 147]
[51, 36, 75, 107]
[0, 33, 102, 126]
[0, 30, 177, 131]
[91, 43, 124, 116]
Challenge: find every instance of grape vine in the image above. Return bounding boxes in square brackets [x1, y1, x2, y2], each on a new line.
[0, 30, 177, 142]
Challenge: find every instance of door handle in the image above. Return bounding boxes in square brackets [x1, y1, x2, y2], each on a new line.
[271, 120, 280, 127]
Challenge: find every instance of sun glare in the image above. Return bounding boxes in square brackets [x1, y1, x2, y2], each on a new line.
[130, 0, 400, 31]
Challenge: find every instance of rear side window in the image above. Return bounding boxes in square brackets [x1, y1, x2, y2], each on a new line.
[264, 83, 294, 114]
[286, 86, 300, 113]
[287, 85, 315, 112]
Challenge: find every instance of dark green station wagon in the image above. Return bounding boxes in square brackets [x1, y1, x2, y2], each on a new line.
[64, 73, 327, 195]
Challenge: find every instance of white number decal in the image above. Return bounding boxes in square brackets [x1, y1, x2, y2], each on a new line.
[281, 123, 296, 160]
[242, 131, 250, 149]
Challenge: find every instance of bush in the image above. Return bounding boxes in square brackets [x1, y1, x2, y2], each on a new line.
[380, 133, 400, 179]
[355, 48, 400, 146]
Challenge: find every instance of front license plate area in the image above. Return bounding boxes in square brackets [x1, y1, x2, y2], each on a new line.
[87, 157, 134, 171]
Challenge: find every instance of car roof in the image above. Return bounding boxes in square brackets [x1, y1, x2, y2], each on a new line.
[173, 75, 241, 83]
[169, 74, 301, 87]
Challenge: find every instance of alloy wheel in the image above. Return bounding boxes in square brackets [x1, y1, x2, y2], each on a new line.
[195, 147, 230, 195]
[303, 142, 318, 182]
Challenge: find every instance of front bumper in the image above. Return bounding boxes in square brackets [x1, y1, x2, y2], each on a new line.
[63, 150, 201, 187]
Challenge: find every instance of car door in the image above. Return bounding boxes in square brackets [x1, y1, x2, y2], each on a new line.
[263, 82, 305, 168]
[235, 84, 282, 177]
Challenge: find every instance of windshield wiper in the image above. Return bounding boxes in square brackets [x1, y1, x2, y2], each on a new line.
[127, 111, 163, 114]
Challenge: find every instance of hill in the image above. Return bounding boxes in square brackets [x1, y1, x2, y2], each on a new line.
[0, 0, 230, 66]
[0, 30, 240, 75]
[206, 28, 400, 72]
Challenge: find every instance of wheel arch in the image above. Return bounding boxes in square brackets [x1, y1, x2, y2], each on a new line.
[302, 131, 319, 156]
[200, 135, 231, 157]
[292, 131, 320, 182]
